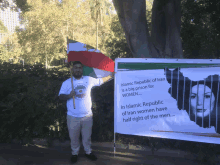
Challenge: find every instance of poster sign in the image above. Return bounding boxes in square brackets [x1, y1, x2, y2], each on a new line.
[114, 58, 220, 144]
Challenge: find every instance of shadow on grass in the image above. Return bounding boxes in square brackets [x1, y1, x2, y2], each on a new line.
[0, 142, 72, 165]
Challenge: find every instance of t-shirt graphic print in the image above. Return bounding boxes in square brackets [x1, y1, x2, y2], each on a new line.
[74, 84, 87, 99]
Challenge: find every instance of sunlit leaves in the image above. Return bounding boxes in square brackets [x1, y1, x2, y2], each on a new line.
[16, 0, 66, 65]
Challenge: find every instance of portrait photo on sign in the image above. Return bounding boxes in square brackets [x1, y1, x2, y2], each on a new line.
[164, 67, 220, 134]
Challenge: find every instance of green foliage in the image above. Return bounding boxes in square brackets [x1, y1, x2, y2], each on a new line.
[0, 20, 8, 33]
[87, 0, 114, 52]
[0, 0, 115, 65]
[0, 44, 8, 62]
[185, 142, 220, 164]
[15, 0, 66, 66]
[91, 79, 114, 142]
[104, 15, 133, 60]
[0, 32, 23, 64]
[114, 133, 220, 164]
[0, 63, 70, 143]
[89, 0, 112, 24]
[0, 0, 31, 13]
[146, 0, 153, 35]
[12, 0, 115, 66]
[0, 62, 115, 145]
[181, 0, 220, 59]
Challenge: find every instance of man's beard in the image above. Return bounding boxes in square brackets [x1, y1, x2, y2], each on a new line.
[73, 72, 83, 79]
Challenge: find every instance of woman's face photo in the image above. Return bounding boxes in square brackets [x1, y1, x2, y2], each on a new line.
[190, 85, 215, 118]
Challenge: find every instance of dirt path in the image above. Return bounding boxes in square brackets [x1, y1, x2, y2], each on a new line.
[1, 142, 219, 165]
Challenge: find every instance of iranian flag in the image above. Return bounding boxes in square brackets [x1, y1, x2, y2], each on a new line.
[67, 38, 115, 78]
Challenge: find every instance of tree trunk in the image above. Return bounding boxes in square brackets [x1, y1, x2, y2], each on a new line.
[112, 0, 152, 58]
[112, 0, 183, 59]
[151, 0, 183, 58]
[46, 54, 48, 69]
[45, 45, 48, 69]
[96, 19, 98, 50]
[49, 56, 54, 67]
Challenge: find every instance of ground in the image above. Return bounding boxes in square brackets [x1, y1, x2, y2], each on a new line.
[1, 140, 219, 165]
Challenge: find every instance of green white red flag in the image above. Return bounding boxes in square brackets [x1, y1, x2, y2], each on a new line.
[67, 38, 115, 78]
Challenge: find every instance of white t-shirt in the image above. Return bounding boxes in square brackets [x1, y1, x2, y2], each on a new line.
[58, 76, 103, 117]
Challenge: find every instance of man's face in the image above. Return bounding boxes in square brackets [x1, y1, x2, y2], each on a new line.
[70, 63, 83, 79]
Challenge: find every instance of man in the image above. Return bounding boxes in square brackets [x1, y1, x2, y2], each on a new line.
[58, 61, 114, 164]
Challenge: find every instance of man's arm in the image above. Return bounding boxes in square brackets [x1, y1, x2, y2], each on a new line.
[102, 72, 115, 84]
[59, 90, 76, 101]
[59, 94, 72, 101]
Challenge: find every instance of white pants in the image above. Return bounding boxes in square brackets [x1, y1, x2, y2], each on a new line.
[67, 113, 93, 155]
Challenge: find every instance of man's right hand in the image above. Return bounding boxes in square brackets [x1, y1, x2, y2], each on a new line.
[69, 90, 76, 98]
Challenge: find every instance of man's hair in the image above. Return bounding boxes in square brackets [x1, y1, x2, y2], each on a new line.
[68, 61, 84, 67]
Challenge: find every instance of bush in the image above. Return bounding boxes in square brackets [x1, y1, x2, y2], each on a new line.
[91, 79, 114, 142]
[0, 62, 219, 165]
[0, 62, 69, 144]
[0, 62, 115, 145]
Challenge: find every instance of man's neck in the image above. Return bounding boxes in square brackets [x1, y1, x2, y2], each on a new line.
[73, 76, 83, 80]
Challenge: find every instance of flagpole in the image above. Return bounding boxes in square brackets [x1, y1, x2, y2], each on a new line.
[70, 67, 76, 109]
[67, 37, 76, 109]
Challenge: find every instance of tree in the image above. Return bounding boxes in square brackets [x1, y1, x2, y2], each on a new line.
[104, 15, 132, 60]
[0, 0, 31, 14]
[0, 20, 8, 33]
[89, 0, 113, 50]
[146, 0, 153, 35]
[0, 30, 23, 63]
[0, 0, 116, 60]
[112, 0, 183, 58]
[16, 0, 66, 66]
[59, 0, 114, 56]
[105, 0, 153, 60]
[0, 24, 24, 64]
[0, 20, 9, 63]
[181, 0, 220, 59]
